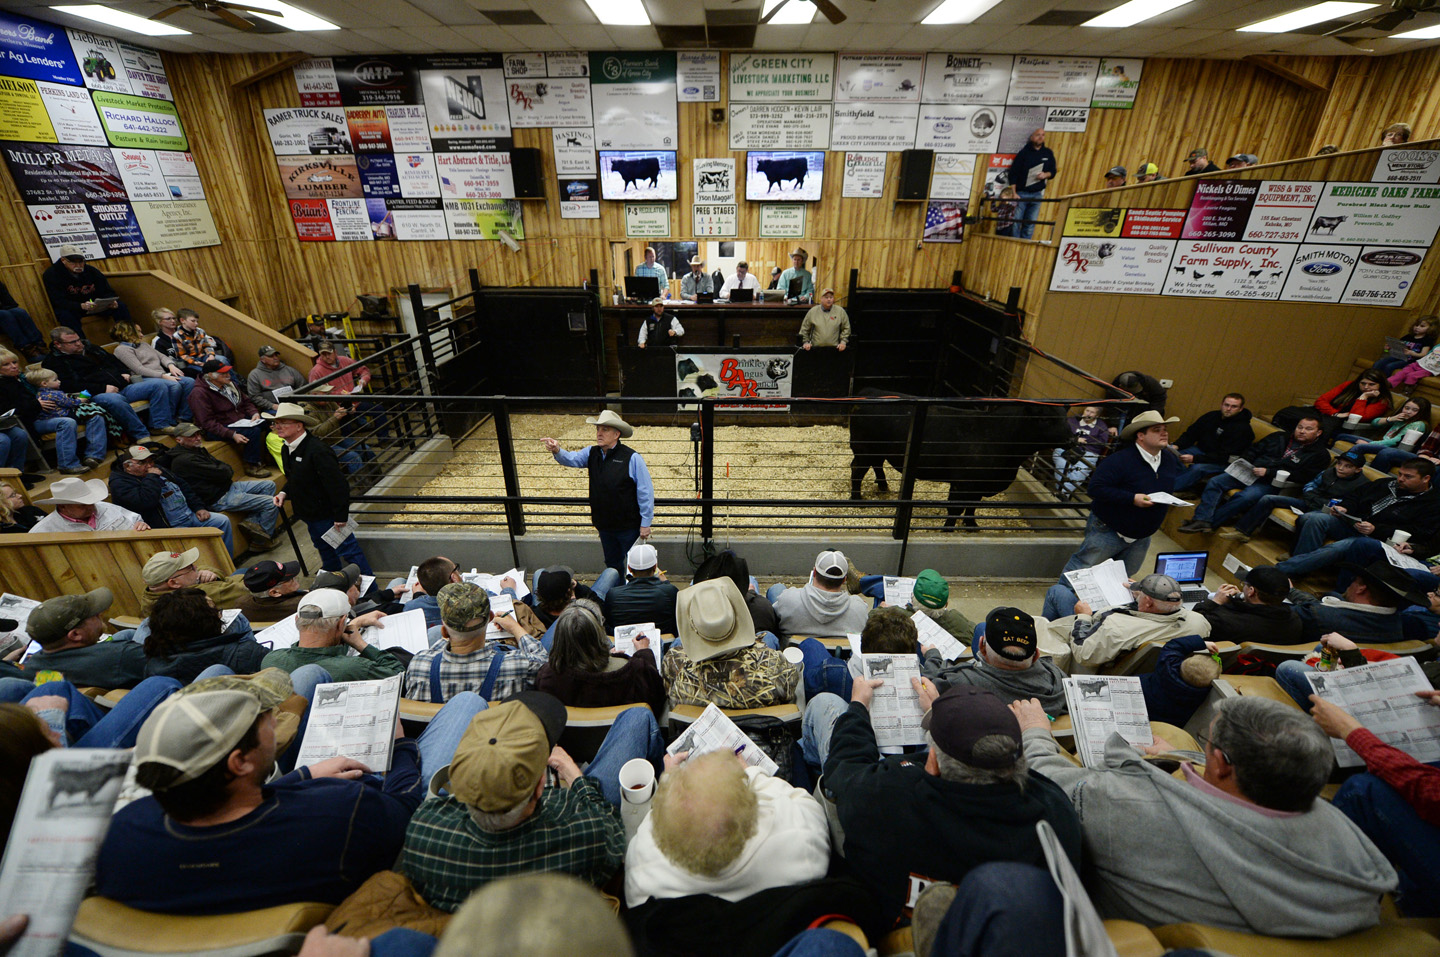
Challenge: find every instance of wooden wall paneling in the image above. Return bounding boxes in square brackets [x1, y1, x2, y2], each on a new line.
[1310, 49, 1440, 153]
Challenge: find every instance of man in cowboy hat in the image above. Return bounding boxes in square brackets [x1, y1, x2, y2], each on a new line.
[22, 586, 148, 688]
[1042, 409, 1181, 619]
[542, 410, 655, 574]
[680, 255, 712, 301]
[779, 247, 814, 301]
[266, 401, 372, 575]
[1286, 558, 1431, 645]
[29, 476, 149, 534]
[637, 297, 684, 348]
[663, 577, 797, 709]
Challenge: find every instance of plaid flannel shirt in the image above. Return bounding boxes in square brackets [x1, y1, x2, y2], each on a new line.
[402, 634, 548, 702]
[399, 781, 624, 912]
[662, 641, 798, 709]
[174, 327, 217, 367]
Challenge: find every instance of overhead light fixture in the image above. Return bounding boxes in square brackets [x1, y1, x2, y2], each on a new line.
[583, 0, 652, 26]
[223, 0, 339, 31]
[51, 4, 191, 35]
[1238, 1, 1376, 32]
[1083, 0, 1193, 28]
[921, 0, 1007, 25]
[763, 0, 817, 24]
[1391, 22, 1440, 37]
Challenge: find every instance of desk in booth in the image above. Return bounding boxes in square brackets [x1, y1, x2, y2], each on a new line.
[620, 343, 853, 398]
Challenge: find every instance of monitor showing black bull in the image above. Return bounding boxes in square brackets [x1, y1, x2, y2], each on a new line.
[848, 390, 1075, 529]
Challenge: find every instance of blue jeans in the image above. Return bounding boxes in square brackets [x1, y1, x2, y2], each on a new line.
[23, 676, 180, 747]
[1372, 447, 1420, 472]
[414, 691, 489, 790]
[0, 677, 35, 702]
[1373, 356, 1410, 376]
[303, 517, 373, 574]
[1043, 512, 1150, 618]
[0, 307, 41, 348]
[1332, 761, 1440, 917]
[1274, 660, 1321, 710]
[1234, 494, 1304, 536]
[772, 929, 865, 957]
[159, 482, 234, 554]
[582, 705, 665, 807]
[1195, 473, 1274, 527]
[597, 527, 640, 576]
[529, 567, 620, 602]
[34, 413, 108, 469]
[0, 424, 28, 470]
[214, 423, 270, 464]
[213, 479, 280, 536]
[91, 391, 150, 438]
[801, 691, 850, 770]
[766, 581, 786, 603]
[333, 437, 373, 474]
[121, 377, 183, 429]
[1013, 186, 1045, 240]
[798, 637, 852, 703]
[931, 862, 1066, 957]
[1293, 510, 1356, 556]
[1051, 449, 1099, 498]
[1171, 447, 1224, 493]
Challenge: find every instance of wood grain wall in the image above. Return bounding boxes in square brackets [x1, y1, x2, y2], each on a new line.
[1310, 47, 1440, 152]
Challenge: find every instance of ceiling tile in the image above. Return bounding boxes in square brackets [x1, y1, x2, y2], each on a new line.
[551, 23, 618, 46]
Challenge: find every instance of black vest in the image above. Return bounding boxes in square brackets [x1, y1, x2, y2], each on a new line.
[587, 442, 640, 530]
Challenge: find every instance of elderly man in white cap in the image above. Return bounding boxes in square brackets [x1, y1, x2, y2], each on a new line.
[1041, 409, 1182, 619]
[542, 410, 654, 574]
[637, 297, 684, 348]
[663, 578, 797, 708]
[265, 401, 372, 575]
[680, 255, 712, 301]
[604, 542, 678, 635]
[28, 476, 149, 534]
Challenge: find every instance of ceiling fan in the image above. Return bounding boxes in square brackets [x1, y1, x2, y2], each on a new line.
[148, 0, 275, 30]
[734, 0, 875, 26]
[1320, 0, 1437, 36]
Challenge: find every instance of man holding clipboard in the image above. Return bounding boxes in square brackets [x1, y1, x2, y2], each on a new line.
[1008, 129, 1057, 241]
[41, 244, 131, 335]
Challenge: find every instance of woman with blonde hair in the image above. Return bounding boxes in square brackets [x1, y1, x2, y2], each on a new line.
[0, 347, 110, 473]
[110, 320, 194, 425]
[0, 480, 42, 533]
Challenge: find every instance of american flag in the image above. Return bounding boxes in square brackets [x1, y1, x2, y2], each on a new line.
[924, 201, 966, 242]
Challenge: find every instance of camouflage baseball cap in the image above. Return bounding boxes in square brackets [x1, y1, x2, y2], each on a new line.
[438, 581, 490, 631]
[28, 587, 113, 647]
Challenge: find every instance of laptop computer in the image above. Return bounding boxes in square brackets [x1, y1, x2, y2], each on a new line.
[696, 291, 716, 303]
[625, 274, 661, 301]
[729, 287, 755, 303]
[1154, 551, 1211, 604]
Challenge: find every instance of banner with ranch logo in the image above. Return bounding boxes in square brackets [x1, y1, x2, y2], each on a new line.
[729, 54, 834, 102]
[920, 54, 1012, 105]
[1049, 237, 1175, 294]
[92, 91, 186, 150]
[1091, 59, 1142, 109]
[676, 352, 793, 411]
[590, 52, 676, 150]
[834, 54, 922, 102]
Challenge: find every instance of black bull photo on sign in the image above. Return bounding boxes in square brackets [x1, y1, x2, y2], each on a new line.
[848, 390, 1076, 529]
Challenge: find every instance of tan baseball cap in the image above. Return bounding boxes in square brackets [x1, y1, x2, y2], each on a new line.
[440, 693, 567, 811]
[142, 547, 200, 587]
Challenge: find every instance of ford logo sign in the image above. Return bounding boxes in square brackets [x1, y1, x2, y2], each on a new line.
[1302, 262, 1343, 275]
[1361, 249, 1422, 267]
[933, 121, 953, 133]
[683, 86, 699, 94]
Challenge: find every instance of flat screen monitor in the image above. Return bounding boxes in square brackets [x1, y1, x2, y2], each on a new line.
[787, 277, 804, 298]
[729, 287, 755, 303]
[625, 275, 661, 301]
[745, 151, 825, 202]
[599, 151, 678, 201]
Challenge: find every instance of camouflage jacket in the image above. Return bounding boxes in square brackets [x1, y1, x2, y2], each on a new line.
[663, 641, 798, 709]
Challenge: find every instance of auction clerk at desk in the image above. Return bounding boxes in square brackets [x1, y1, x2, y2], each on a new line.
[718, 261, 762, 299]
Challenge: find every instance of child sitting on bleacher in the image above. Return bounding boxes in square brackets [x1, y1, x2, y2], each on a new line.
[1338, 396, 1431, 465]
[1139, 635, 1222, 727]
[1374, 315, 1436, 377]
[27, 367, 83, 415]
[22, 368, 119, 474]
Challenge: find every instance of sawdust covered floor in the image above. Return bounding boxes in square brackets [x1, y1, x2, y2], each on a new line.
[391, 414, 1032, 535]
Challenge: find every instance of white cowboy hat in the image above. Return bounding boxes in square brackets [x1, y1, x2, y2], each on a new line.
[688, 255, 704, 266]
[676, 578, 755, 662]
[34, 476, 110, 506]
[261, 402, 319, 427]
[1120, 410, 1181, 440]
[585, 409, 633, 438]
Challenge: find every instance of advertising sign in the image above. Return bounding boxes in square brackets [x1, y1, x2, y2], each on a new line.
[443, 198, 523, 240]
[386, 198, 447, 241]
[692, 203, 736, 236]
[295, 58, 340, 107]
[278, 155, 363, 200]
[728, 103, 831, 151]
[624, 202, 670, 237]
[1242, 180, 1323, 243]
[1371, 149, 1440, 184]
[119, 43, 170, 100]
[417, 56, 512, 151]
[1278, 244, 1356, 303]
[552, 126, 596, 176]
[729, 53, 834, 101]
[677, 51, 720, 102]
[590, 51, 677, 150]
[1050, 237, 1175, 294]
[835, 54, 923, 102]
[831, 103, 919, 151]
[4, 141, 125, 204]
[263, 107, 351, 155]
[289, 197, 333, 241]
[355, 153, 401, 198]
[1307, 182, 1440, 247]
[0, 77, 54, 141]
[111, 147, 169, 201]
[842, 151, 887, 198]
[914, 104, 1000, 152]
[1119, 208, 1185, 239]
[434, 150, 514, 199]
[130, 199, 219, 251]
[38, 81, 105, 144]
[1341, 247, 1426, 305]
[677, 352, 793, 410]
[1181, 180, 1260, 240]
[395, 152, 440, 197]
[1091, 59, 1143, 109]
[0, 12, 83, 85]
[334, 55, 416, 107]
[343, 106, 392, 152]
[90, 200, 146, 256]
[1007, 56, 1099, 108]
[996, 106, 1046, 154]
[920, 53, 1012, 105]
[692, 157, 735, 204]
[1062, 207, 1126, 237]
[1162, 241, 1292, 300]
[93, 91, 187, 150]
[928, 153, 976, 201]
[505, 75, 592, 128]
[384, 104, 430, 151]
[1044, 107, 1088, 133]
[67, 29, 130, 94]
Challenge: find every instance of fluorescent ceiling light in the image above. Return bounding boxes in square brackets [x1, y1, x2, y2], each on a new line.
[583, 0, 651, 25]
[922, 0, 1007, 25]
[1391, 23, 1440, 38]
[1238, 1, 1376, 32]
[764, 0, 817, 24]
[51, 4, 191, 35]
[223, 0, 339, 31]
[1084, 0, 1193, 27]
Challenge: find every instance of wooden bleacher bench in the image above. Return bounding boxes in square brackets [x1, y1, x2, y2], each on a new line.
[69, 898, 333, 957]
[1152, 920, 1440, 957]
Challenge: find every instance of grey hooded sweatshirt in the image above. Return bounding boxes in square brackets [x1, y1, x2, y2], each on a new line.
[773, 581, 870, 638]
[1023, 730, 1396, 937]
[922, 650, 1069, 716]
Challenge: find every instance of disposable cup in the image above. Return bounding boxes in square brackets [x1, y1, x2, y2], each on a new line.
[618, 758, 655, 804]
[1392, 530, 1412, 545]
[1273, 470, 1290, 485]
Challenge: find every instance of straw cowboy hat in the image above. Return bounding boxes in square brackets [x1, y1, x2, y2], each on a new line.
[1120, 410, 1180, 441]
[34, 477, 110, 506]
[585, 410, 633, 438]
[676, 578, 756, 662]
[261, 402, 319, 427]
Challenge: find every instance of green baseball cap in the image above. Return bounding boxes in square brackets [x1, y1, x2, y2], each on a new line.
[28, 587, 113, 647]
[912, 570, 949, 609]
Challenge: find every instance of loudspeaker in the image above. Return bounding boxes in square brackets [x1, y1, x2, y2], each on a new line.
[897, 149, 933, 201]
[510, 148, 544, 198]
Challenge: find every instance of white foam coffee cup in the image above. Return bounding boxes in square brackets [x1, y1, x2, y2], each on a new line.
[1392, 530, 1412, 545]
[1273, 470, 1290, 485]
[1346, 413, 1362, 426]
[618, 758, 656, 804]
[1402, 430, 1421, 447]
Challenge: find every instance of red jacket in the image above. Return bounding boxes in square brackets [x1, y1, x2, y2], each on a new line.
[188, 381, 262, 441]
[1316, 380, 1391, 421]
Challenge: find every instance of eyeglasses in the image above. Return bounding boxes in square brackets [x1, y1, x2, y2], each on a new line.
[1194, 731, 1231, 766]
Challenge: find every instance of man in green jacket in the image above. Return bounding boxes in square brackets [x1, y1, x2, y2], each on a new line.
[260, 588, 404, 681]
